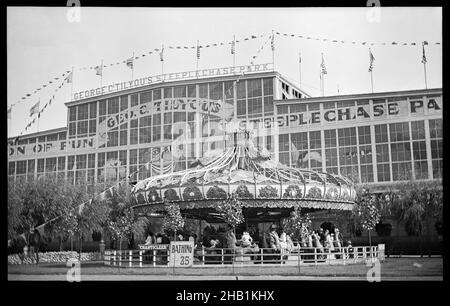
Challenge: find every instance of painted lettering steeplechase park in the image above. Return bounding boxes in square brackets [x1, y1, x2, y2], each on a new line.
[72, 63, 273, 101]
[8, 95, 441, 159]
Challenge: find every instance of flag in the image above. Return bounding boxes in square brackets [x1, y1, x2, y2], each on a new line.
[66, 72, 73, 83]
[197, 44, 200, 59]
[35, 224, 45, 237]
[97, 190, 107, 201]
[368, 49, 375, 72]
[78, 203, 85, 215]
[94, 65, 103, 76]
[231, 37, 235, 54]
[320, 53, 327, 75]
[271, 34, 275, 51]
[299, 52, 302, 63]
[421, 43, 427, 64]
[7, 106, 12, 119]
[126, 57, 134, 69]
[29, 101, 40, 117]
[159, 46, 164, 62]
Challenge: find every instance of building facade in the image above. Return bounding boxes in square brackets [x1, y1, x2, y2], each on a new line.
[8, 70, 442, 189]
[7, 68, 443, 241]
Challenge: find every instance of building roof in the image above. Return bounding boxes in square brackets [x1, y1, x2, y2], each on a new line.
[274, 87, 442, 105]
[7, 126, 67, 142]
[64, 70, 309, 107]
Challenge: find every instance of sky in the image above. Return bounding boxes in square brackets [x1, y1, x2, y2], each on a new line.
[7, 7, 442, 138]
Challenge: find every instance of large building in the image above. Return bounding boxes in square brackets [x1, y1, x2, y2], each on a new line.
[8, 65, 443, 239]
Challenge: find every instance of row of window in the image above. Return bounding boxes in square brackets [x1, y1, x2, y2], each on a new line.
[278, 119, 442, 183]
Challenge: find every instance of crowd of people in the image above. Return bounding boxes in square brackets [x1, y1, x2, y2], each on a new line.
[142, 223, 353, 264]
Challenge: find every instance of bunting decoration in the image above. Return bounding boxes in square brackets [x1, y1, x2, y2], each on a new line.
[271, 33, 275, 51]
[11, 70, 70, 108]
[274, 31, 441, 47]
[196, 43, 201, 59]
[73, 34, 264, 72]
[78, 202, 85, 215]
[18, 78, 68, 136]
[250, 34, 271, 65]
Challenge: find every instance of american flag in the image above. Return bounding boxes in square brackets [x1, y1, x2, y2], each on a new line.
[231, 38, 235, 54]
[94, 65, 103, 76]
[126, 57, 134, 69]
[421, 42, 427, 64]
[29, 101, 40, 117]
[65, 71, 73, 83]
[160, 46, 164, 62]
[320, 53, 327, 75]
[197, 44, 200, 59]
[368, 49, 375, 72]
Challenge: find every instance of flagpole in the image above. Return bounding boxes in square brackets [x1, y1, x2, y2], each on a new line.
[131, 52, 135, 81]
[233, 35, 236, 75]
[321, 53, 325, 97]
[37, 98, 40, 133]
[271, 30, 275, 71]
[422, 42, 428, 89]
[299, 51, 302, 88]
[370, 70, 374, 93]
[196, 40, 199, 79]
[100, 59, 104, 93]
[70, 66, 74, 101]
[161, 44, 164, 81]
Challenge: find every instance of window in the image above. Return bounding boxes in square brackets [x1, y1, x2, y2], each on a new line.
[389, 122, 413, 181]
[338, 127, 358, 182]
[375, 124, 388, 143]
[358, 125, 373, 182]
[429, 119, 442, 179]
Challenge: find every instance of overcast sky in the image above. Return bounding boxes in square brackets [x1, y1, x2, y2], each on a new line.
[7, 7, 442, 138]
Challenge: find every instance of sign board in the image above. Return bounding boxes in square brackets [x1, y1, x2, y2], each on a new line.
[169, 241, 194, 267]
[73, 63, 274, 101]
[138, 244, 169, 250]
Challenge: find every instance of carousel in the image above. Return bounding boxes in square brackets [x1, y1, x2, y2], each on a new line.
[130, 128, 356, 227]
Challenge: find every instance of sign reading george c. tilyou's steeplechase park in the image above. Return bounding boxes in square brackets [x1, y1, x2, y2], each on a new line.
[72, 63, 274, 101]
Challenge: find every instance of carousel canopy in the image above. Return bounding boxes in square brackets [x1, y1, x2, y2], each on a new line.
[131, 130, 356, 212]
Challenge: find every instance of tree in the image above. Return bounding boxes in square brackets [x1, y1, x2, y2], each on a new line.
[282, 207, 311, 243]
[215, 193, 245, 229]
[161, 200, 185, 240]
[353, 186, 380, 246]
[103, 183, 148, 249]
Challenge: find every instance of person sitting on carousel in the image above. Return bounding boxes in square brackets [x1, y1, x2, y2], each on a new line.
[279, 228, 294, 261]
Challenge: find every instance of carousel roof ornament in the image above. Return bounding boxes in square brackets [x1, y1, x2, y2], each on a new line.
[131, 129, 356, 212]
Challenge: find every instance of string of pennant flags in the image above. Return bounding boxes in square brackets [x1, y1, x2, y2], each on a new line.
[26, 47, 259, 234]
[274, 31, 441, 47]
[9, 70, 71, 110]
[250, 34, 271, 65]
[18, 72, 74, 136]
[77, 34, 266, 72]
[31, 146, 172, 235]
